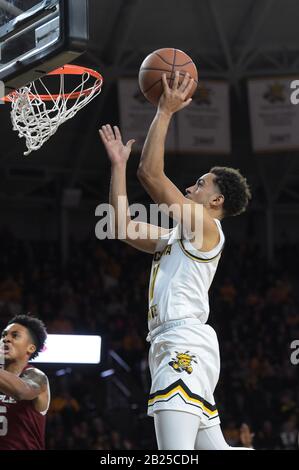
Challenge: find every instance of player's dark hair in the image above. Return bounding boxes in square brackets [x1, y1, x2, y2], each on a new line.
[7, 315, 47, 360]
[210, 166, 251, 217]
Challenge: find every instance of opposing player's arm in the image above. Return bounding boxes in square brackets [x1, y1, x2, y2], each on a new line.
[0, 368, 47, 401]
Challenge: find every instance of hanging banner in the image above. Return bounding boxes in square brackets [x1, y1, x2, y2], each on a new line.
[118, 79, 177, 152]
[248, 77, 299, 152]
[177, 80, 231, 154]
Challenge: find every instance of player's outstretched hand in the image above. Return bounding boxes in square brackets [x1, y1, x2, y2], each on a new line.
[99, 125, 135, 165]
[158, 70, 194, 116]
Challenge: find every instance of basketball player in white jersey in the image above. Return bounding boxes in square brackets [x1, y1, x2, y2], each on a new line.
[99, 71, 252, 450]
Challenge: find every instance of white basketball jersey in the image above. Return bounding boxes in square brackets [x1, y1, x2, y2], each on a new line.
[147, 219, 225, 332]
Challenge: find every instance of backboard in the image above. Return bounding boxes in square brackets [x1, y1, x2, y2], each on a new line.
[0, 0, 90, 98]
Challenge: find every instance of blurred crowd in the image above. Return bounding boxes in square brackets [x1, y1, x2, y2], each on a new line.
[0, 226, 298, 450]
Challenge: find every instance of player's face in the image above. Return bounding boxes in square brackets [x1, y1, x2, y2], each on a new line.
[1, 324, 36, 363]
[185, 173, 220, 205]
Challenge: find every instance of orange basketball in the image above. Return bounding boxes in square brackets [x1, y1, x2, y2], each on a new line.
[138, 48, 198, 106]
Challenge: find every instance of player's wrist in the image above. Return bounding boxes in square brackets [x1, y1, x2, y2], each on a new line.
[111, 160, 127, 170]
[156, 109, 173, 120]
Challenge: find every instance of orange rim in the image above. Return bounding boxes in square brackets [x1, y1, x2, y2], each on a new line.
[2, 64, 103, 102]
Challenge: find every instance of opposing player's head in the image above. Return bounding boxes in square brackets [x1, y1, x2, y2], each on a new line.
[1, 315, 47, 364]
[185, 167, 251, 219]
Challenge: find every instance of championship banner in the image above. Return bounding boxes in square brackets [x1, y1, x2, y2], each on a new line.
[118, 79, 177, 152]
[248, 77, 299, 152]
[177, 80, 231, 154]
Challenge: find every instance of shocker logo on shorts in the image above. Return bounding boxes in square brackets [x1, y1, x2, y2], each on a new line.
[169, 351, 197, 375]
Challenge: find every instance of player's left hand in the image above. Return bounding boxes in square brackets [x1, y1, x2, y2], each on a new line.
[158, 70, 194, 116]
[99, 125, 135, 166]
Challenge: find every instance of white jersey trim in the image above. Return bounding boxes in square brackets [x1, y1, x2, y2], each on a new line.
[181, 219, 225, 259]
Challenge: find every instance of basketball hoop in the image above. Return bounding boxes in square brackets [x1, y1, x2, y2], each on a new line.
[3, 64, 103, 156]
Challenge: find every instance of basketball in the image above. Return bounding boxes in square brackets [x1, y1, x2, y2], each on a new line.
[138, 48, 198, 106]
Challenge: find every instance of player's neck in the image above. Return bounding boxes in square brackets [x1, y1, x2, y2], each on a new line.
[5, 359, 28, 376]
[206, 208, 223, 221]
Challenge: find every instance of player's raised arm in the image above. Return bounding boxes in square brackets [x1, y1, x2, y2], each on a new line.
[137, 72, 218, 241]
[99, 125, 170, 254]
[99, 124, 135, 241]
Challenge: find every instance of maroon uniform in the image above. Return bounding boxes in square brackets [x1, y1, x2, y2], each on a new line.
[0, 367, 47, 450]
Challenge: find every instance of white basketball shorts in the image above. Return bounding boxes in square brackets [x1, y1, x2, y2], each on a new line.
[147, 319, 221, 429]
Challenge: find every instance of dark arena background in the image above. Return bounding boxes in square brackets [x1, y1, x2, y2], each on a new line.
[0, 0, 299, 454]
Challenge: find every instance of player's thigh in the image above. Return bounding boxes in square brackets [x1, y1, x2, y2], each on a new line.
[154, 410, 200, 450]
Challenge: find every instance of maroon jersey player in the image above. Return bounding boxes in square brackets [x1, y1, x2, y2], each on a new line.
[0, 315, 49, 450]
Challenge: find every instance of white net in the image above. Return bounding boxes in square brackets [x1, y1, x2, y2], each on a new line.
[7, 67, 103, 156]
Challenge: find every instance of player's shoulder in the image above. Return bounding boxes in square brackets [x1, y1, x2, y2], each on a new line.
[21, 367, 49, 386]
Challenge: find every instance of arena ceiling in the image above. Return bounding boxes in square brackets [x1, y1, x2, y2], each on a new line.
[0, 0, 299, 213]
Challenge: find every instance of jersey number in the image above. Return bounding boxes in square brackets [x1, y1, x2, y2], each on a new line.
[0, 405, 8, 436]
[149, 263, 160, 302]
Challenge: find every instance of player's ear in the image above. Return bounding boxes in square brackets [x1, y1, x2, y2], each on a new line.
[211, 193, 224, 208]
[28, 343, 36, 357]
